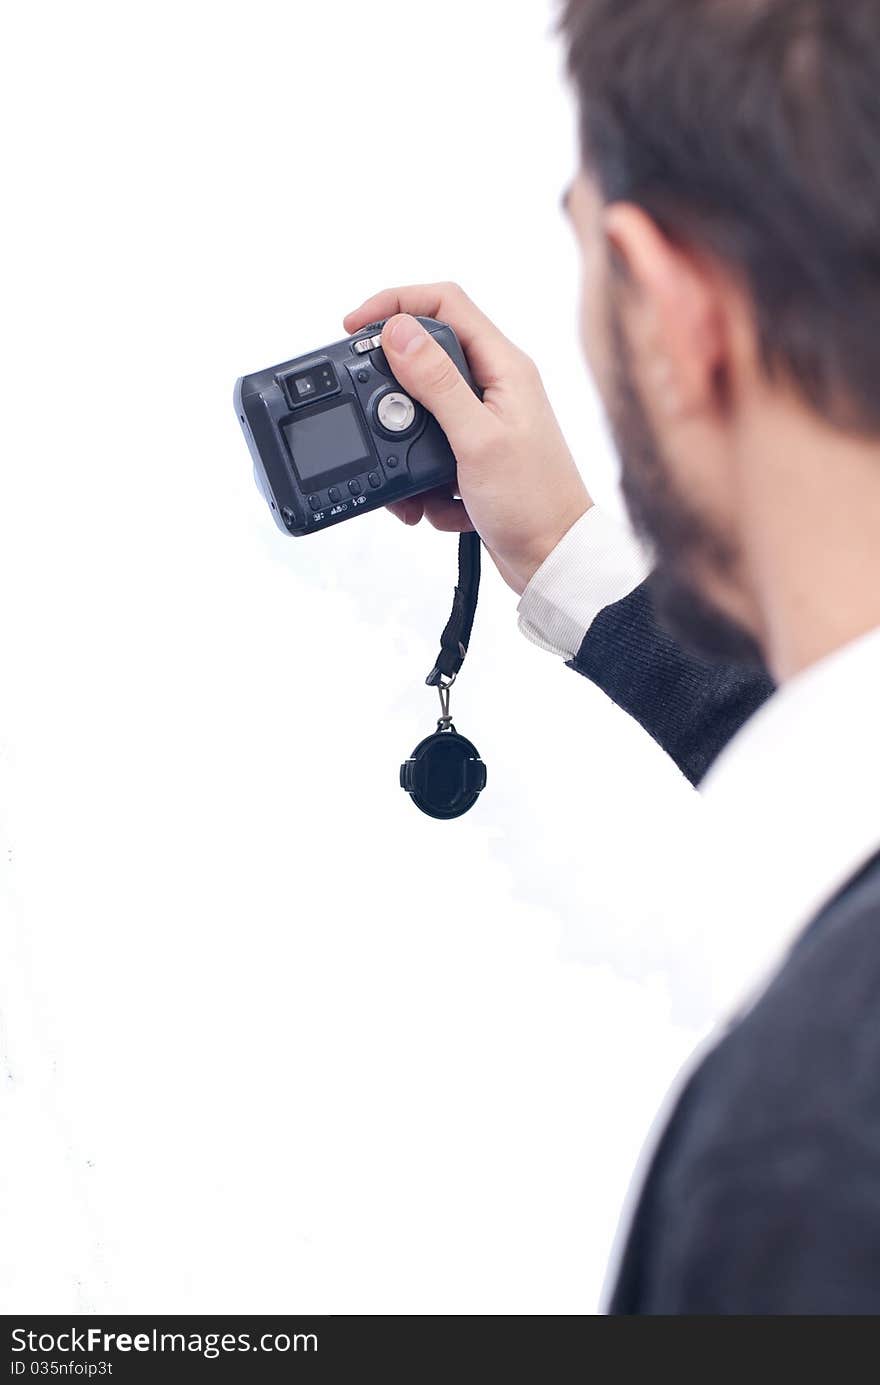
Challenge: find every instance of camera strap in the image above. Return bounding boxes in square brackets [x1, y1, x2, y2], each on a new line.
[400, 530, 487, 819]
[425, 528, 481, 688]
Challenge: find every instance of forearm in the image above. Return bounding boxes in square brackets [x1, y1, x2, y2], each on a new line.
[569, 581, 775, 785]
[518, 507, 775, 785]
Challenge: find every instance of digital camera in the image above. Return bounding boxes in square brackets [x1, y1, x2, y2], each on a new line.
[234, 318, 475, 537]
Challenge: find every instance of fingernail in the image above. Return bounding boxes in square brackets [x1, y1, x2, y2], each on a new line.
[387, 314, 427, 356]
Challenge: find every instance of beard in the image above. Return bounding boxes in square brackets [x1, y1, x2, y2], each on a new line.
[605, 307, 767, 670]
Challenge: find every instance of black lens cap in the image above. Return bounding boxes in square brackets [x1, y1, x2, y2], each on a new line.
[400, 731, 486, 819]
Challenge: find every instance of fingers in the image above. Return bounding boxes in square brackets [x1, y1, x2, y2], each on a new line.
[386, 498, 424, 526]
[387, 491, 474, 533]
[422, 491, 474, 533]
[343, 281, 519, 388]
[379, 313, 491, 449]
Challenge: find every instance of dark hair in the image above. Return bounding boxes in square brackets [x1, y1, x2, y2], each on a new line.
[560, 0, 880, 432]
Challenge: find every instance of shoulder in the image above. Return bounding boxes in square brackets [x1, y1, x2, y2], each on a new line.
[670, 857, 880, 1190]
[615, 859, 880, 1312]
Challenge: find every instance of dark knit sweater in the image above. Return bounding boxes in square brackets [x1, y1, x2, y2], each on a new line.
[569, 582, 775, 787]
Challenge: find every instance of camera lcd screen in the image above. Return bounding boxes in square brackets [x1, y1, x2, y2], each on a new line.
[283, 402, 372, 486]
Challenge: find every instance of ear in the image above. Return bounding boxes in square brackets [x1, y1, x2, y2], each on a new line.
[602, 203, 729, 423]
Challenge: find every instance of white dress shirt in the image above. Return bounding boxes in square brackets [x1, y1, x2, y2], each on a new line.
[517, 505, 880, 1304]
[517, 507, 653, 660]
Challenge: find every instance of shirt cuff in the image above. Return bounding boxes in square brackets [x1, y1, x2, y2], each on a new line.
[517, 506, 653, 660]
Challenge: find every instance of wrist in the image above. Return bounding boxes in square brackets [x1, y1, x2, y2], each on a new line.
[511, 496, 595, 596]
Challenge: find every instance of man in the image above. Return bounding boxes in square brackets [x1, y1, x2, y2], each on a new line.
[345, 0, 880, 1313]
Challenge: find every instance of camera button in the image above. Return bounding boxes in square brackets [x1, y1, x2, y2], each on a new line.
[353, 332, 383, 355]
[386, 455, 399, 469]
[348, 478, 362, 496]
[370, 345, 393, 378]
[308, 493, 322, 510]
[368, 472, 381, 488]
[377, 391, 416, 434]
[328, 486, 341, 503]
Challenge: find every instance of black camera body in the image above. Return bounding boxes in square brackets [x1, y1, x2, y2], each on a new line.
[234, 318, 475, 537]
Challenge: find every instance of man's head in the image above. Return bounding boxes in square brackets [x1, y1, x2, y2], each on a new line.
[560, 0, 880, 670]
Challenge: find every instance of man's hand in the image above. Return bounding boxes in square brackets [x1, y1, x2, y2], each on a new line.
[343, 283, 592, 595]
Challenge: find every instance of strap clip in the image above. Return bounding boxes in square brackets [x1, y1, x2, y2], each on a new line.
[436, 676, 456, 731]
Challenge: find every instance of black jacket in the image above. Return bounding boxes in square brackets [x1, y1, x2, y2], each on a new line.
[571, 581, 880, 1314]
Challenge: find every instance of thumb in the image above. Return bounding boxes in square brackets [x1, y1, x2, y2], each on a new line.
[381, 314, 487, 450]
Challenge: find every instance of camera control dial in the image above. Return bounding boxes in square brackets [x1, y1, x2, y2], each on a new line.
[377, 391, 417, 433]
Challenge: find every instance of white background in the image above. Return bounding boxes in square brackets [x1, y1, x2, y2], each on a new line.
[1, 0, 708, 1313]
